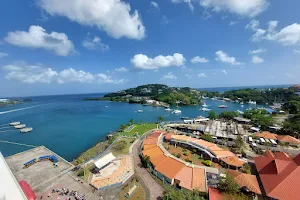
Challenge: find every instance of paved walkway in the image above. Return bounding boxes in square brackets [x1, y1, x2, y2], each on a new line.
[132, 131, 163, 200]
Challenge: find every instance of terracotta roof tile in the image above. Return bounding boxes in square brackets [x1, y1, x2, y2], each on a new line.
[227, 170, 261, 194]
[220, 156, 245, 167]
[192, 168, 206, 192]
[143, 144, 157, 150]
[164, 133, 175, 141]
[277, 135, 300, 145]
[155, 157, 185, 180]
[209, 187, 224, 200]
[143, 138, 158, 145]
[254, 151, 300, 200]
[172, 135, 191, 142]
[255, 131, 278, 140]
[150, 131, 163, 138]
[150, 154, 168, 167]
[142, 146, 163, 159]
[175, 167, 193, 190]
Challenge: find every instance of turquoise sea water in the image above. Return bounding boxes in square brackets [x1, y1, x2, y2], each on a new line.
[0, 84, 291, 161]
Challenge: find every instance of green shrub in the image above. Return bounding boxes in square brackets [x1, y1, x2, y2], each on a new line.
[183, 153, 188, 156]
[176, 153, 181, 158]
[77, 169, 84, 177]
[202, 160, 213, 167]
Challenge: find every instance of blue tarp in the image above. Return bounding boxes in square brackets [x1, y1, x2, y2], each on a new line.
[24, 158, 36, 166]
[38, 155, 58, 163]
[266, 108, 274, 114]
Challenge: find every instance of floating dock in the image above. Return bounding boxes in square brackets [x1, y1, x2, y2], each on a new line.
[20, 128, 33, 133]
[15, 124, 26, 129]
[10, 122, 20, 126]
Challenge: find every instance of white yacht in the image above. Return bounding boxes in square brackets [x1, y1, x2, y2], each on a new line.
[172, 110, 182, 114]
[248, 100, 257, 105]
[200, 108, 211, 112]
[202, 103, 208, 107]
[165, 108, 172, 111]
[137, 109, 143, 113]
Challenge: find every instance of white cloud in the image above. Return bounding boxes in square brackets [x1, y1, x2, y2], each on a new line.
[198, 73, 207, 78]
[96, 73, 126, 84]
[199, 0, 269, 17]
[4, 25, 74, 56]
[162, 15, 172, 25]
[249, 48, 267, 54]
[294, 49, 300, 54]
[82, 36, 109, 51]
[229, 21, 237, 26]
[2, 63, 124, 84]
[215, 51, 242, 65]
[161, 72, 177, 80]
[252, 55, 264, 64]
[131, 53, 186, 70]
[221, 70, 228, 75]
[245, 19, 260, 30]
[171, 0, 194, 11]
[57, 68, 95, 83]
[150, 1, 159, 10]
[247, 20, 300, 46]
[0, 52, 8, 58]
[115, 67, 128, 72]
[191, 56, 209, 63]
[38, 0, 145, 40]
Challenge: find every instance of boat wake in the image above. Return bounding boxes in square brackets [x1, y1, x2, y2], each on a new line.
[0, 103, 55, 115]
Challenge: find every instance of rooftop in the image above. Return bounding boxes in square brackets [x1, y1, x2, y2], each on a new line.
[155, 157, 185, 180]
[174, 167, 206, 192]
[254, 150, 300, 200]
[220, 156, 245, 167]
[277, 135, 300, 145]
[227, 169, 261, 194]
[255, 131, 278, 140]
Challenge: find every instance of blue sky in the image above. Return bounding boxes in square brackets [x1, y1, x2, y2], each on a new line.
[0, 0, 300, 97]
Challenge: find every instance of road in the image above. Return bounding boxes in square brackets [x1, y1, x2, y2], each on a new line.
[132, 131, 163, 200]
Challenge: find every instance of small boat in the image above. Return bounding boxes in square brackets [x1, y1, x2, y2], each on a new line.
[237, 110, 244, 115]
[200, 108, 211, 112]
[172, 110, 181, 114]
[10, 122, 20, 126]
[180, 117, 189, 120]
[248, 100, 257, 105]
[202, 103, 208, 107]
[165, 108, 172, 111]
[218, 105, 228, 108]
[105, 106, 109, 108]
[137, 109, 143, 113]
[240, 102, 244, 105]
[241, 105, 244, 108]
[20, 127, 33, 133]
[14, 124, 26, 129]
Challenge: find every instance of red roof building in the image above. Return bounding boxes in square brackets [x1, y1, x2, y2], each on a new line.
[254, 150, 300, 200]
[208, 187, 224, 200]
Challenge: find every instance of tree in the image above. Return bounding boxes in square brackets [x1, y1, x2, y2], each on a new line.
[141, 155, 150, 168]
[282, 114, 300, 138]
[220, 111, 239, 120]
[208, 110, 219, 120]
[218, 173, 240, 194]
[120, 124, 126, 131]
[162, 188, 206, 200]
[235, 135, 244, 149]
[201, 134, 214, 143]
[129, 118, 134, 125]
[202, 160, 212, 166]
[283, 100, 300, 114]
[158, 116, 164, 123]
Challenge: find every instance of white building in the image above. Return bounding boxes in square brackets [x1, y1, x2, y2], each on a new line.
[0, 153, 27, 200]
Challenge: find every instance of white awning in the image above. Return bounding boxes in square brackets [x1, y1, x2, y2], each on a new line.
[94, 153, 116, 169]
[0, 153, 27, 200]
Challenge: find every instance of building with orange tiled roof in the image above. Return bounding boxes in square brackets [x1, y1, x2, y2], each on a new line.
[169, 134, 236, 162]
[154, 156, 185, 184]
[208, 187, 224, 200]
[174, 166, 207, 192]
[142, 146, 164, 159]
[255, 131, 278, 140]
[227, 170, 261, 195]
[276, 135, 300, 146]
[220, 156, 245, 169]
[254, 150, 300, 200]
[164, 132, 175, 141]
[141, 130, 208, 192]
[149, 130, 164, 138]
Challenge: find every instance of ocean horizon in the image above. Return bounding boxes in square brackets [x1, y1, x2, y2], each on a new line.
[0, 84, 292, 161]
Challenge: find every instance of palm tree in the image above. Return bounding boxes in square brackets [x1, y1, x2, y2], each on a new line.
[158, 116, 164, 123]
[129, 118, 134, 125]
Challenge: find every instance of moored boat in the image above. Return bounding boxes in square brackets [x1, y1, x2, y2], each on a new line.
[218, 105, 228, 108]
